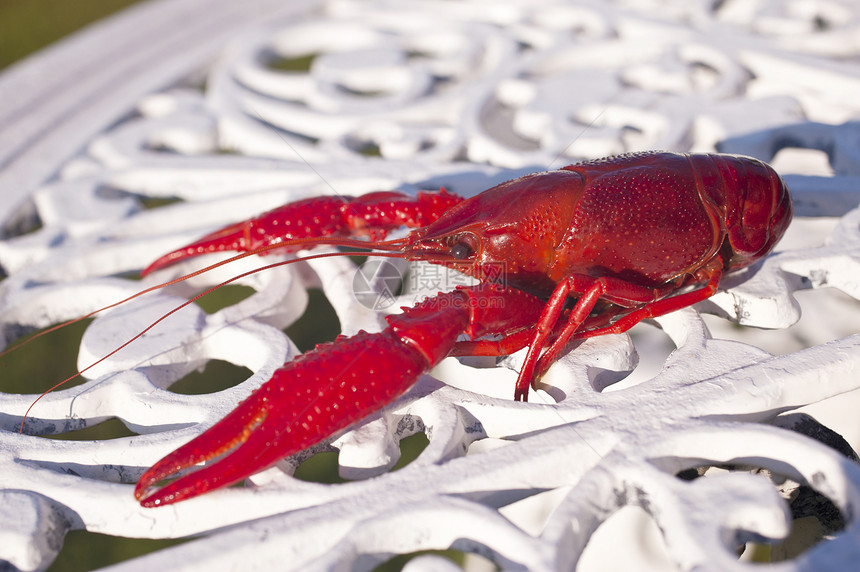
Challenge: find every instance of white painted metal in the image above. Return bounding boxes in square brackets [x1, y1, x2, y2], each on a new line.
[0, 0, 859, 570]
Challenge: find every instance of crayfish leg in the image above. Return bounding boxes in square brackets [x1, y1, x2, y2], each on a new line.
[514, 273, 680, 400]
[560, 268, 723, 343]
[519, 266, 725, 387]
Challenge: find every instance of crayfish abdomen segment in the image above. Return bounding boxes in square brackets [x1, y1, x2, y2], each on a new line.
[690, 153, 793, 269]
[558, 153, 721, 286]
[554, 151, 792, 286]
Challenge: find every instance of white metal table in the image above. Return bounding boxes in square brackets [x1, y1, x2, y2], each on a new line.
[1, 1, 859, 570]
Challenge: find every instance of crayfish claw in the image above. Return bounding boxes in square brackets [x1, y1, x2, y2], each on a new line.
[134, 396, 272, 506]
[134, 285, 548, 506]
[141, 220, 253, 276]
[135, 328, 433, 506]
[135, 426, 276, 507]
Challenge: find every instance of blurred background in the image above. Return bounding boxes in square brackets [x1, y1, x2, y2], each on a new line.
[0, 0, 142, 71]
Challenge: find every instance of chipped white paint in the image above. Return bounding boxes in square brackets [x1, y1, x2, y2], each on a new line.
[1, 0, 860, 571]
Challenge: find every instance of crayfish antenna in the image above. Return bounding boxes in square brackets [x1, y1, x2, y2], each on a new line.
[5, 241, 298, 366]
[15, 243, 405, 433]
[14, 251, 297, 433]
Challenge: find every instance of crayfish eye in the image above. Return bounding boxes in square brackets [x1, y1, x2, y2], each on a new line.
[450, 234, 477, 260]
[451, 242, 471, 259]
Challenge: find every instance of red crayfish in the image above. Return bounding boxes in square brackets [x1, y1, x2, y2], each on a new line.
[129, 151, 791, 506]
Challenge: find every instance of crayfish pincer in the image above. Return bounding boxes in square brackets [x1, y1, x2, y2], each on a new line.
[133, 151, 792, 506]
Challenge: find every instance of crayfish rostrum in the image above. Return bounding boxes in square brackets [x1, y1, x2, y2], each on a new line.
[128, 151, 791, 506]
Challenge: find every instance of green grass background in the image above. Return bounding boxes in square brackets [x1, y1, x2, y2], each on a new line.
[0, 0, 142, 71]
